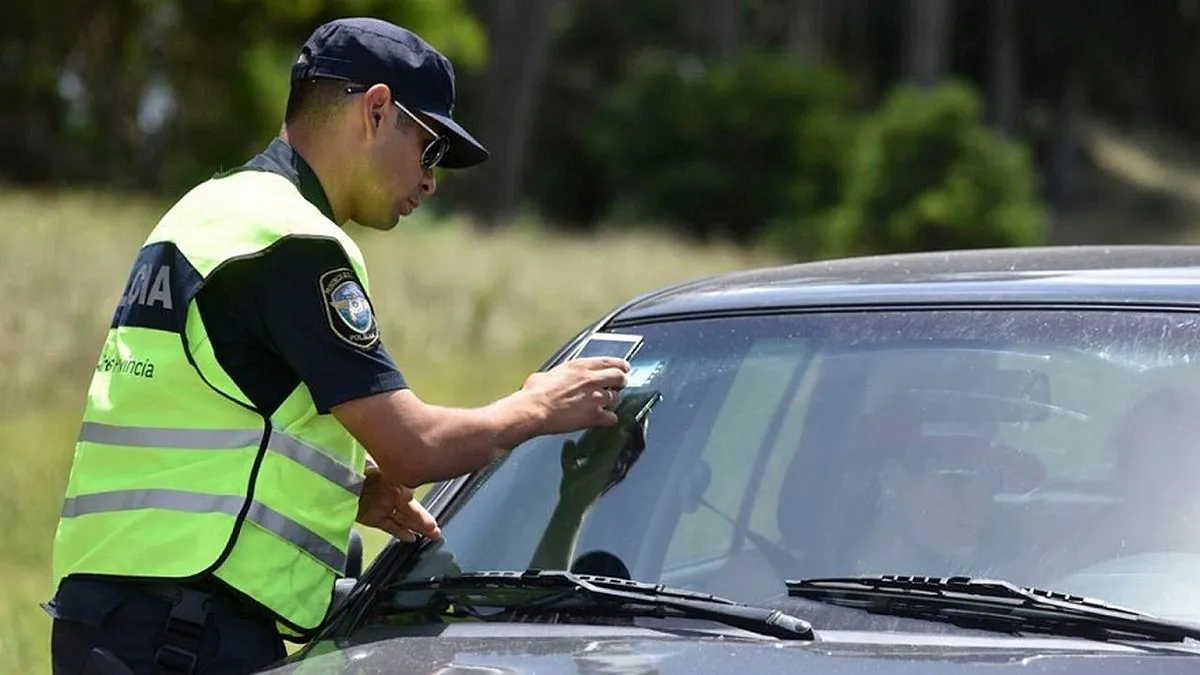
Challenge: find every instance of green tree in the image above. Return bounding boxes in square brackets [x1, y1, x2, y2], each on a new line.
[590, 51, 859, 243]
[807, 79, 1047, 258]
[0, 0, 487, 195]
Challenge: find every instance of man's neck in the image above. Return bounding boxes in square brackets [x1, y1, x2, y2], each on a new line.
[279, 128, 350, 225]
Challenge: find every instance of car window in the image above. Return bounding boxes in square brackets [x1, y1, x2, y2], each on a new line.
[402, 308, 1200, 627]
[664, 338, 812, 567]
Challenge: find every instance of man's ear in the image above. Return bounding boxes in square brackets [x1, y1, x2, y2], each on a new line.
[360, 83, 393, 139]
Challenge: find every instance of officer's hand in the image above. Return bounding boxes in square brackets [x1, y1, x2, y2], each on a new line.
[521, 357, 630, 435]
[356, 466, 442, 542]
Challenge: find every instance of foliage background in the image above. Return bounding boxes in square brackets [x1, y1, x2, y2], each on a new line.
[6, 1, 1200, 670]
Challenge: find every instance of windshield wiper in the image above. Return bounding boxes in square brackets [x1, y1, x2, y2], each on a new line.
[786, 575, 1200, 643]
[386, 569, 815, 640]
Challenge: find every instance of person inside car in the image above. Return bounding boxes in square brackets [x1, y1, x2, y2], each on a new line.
[849, 429, 999, 576]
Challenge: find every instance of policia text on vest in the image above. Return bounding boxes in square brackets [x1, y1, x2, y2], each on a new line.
[94, 261, 178, 379]
[52, 169, 373, 636]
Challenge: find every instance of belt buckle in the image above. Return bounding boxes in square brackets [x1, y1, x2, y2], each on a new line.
[153, 586, 209, 675]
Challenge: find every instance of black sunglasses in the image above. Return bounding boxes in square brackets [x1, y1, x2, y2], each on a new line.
[345, 85, 449, 170]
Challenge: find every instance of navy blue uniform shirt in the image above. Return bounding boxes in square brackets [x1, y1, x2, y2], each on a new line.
[198, 138, 408, 415]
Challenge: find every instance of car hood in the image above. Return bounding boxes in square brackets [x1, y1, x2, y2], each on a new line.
[260, 623, 1200, 674]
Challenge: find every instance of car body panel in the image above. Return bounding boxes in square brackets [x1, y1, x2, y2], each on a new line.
[610, 247, 1200, 324]
[263, 624, 1200, 673]
[284, 246, 1200, 673]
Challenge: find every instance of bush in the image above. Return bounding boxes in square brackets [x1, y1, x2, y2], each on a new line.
[775, 79, 1049, 259]
[589, 51, 859, 244]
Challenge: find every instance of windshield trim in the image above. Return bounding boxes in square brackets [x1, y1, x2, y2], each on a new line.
[608, 300, 1200, 330]
[342, 304, 1200, 641]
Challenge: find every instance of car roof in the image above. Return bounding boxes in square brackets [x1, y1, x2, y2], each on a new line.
[610, 245, 1200, 324]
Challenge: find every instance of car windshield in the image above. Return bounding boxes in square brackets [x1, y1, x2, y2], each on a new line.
[397, 308, 1200, 629]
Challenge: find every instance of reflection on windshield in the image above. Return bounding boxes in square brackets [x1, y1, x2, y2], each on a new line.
[408, 309, 1200, 627]
[527, 391, 657, 574]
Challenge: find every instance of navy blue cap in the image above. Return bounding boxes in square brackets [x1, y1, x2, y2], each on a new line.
[291, 17, 489, 169]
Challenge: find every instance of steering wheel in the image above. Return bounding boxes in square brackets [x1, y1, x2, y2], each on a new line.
[1049, 551, 1200, 620]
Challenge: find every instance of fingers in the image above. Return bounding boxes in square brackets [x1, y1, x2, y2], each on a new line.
[375, 517, 418, 542]
[376, 515, 439, 542]
[591, 367, 629, 390]
[526, 355, 634, 435]
[552, 356, 631, 390]
[390, 493, 443, 540]
[572, 356, 631, 373]
[394, 513, 442, 541]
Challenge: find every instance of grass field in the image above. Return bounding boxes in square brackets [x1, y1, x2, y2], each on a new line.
[0, 184, 777, 673]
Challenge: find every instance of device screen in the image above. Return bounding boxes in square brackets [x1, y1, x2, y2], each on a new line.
[573, 334, 644, 361]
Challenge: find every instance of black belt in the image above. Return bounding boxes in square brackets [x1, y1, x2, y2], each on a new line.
[130, 578, 273, 675]
[136, 577, 269, 619]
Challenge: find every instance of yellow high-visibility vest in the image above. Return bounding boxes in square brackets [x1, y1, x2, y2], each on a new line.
[51, 168, 373, 635]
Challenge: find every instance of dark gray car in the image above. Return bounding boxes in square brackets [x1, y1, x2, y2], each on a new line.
[264, 246, 1200, 673]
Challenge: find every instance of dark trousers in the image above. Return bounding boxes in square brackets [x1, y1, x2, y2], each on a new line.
[46, 576, 287, 675]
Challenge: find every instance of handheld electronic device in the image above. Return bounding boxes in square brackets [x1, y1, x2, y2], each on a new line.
[569, 332, 644, 362]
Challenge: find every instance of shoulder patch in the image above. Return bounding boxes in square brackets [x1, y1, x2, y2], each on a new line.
[319, 267, 379, 349]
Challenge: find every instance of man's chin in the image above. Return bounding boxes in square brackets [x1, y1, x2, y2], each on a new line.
[351, 217, 402, 232]
[350, 202, 417, 230]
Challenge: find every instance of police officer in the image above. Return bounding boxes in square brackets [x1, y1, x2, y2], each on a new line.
[43, 17, 629, 675]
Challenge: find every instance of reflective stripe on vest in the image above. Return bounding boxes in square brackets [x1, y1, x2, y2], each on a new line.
[77, 422, 365, 495]
[62, 490, 347, 571]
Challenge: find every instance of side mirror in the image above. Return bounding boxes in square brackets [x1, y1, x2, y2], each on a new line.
[327, 529, 367, 623]
[345, 528, 364, 579]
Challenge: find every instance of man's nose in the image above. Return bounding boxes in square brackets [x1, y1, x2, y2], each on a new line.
[420, 170, 437, 196]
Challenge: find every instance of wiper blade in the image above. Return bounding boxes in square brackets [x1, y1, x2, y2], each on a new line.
[787, 575, 1200, 643]
[389, 569, 815, 640]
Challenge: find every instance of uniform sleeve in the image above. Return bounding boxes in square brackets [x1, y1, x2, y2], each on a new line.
[253, 237, 408, 413]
